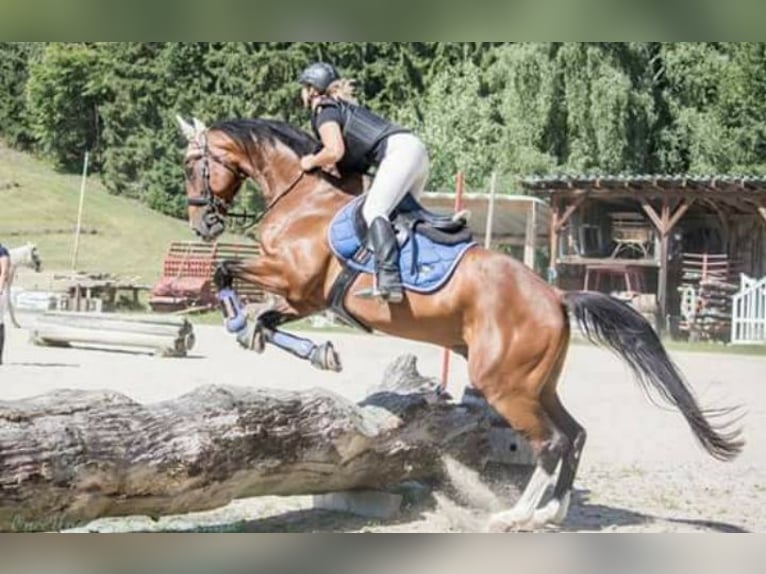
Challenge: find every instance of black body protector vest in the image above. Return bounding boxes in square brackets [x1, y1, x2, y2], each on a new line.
[311, 97, 408, 174]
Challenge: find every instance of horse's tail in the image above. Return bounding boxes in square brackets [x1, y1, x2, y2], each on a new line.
[562, 290, 744, 461]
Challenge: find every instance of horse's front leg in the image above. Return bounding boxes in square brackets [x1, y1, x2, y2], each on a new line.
[214, 260, 341, 372]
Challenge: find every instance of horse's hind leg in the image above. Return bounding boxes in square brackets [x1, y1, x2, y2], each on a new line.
[532, 390, 586, 525]
[519, 328, 586, 527]
[470, 329, 569, 531]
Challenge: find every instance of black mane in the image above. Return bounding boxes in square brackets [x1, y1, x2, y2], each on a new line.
[210, 118, 318, 157]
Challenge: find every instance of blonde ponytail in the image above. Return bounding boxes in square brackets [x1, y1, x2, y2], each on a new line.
[326, 78, 358, 104]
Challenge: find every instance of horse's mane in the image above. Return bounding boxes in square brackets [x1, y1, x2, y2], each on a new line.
[210, 118, 318, 158]
[208, 117, 364, 197]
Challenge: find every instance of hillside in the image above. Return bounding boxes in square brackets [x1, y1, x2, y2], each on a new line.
[0, 143, 250, 288]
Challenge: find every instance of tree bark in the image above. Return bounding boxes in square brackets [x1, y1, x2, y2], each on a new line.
[0, 355, 523, 531]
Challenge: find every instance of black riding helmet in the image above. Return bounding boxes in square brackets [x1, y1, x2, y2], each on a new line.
[298, 62, 339, 94]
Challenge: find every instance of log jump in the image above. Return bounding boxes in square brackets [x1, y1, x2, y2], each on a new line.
[0, 355, 533, 532]
[29, 312, 196, 357]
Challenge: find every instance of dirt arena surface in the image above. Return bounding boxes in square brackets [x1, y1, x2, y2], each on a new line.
[1, 320, 764, 533]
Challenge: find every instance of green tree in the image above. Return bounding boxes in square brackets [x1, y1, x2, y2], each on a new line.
[0, 42, 41, 148]
[399, 60, 501, 190]
[25, 43, 103, 171]
[3, 42, 765, 219]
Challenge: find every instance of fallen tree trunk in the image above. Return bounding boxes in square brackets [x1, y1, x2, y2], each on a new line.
[0, 356, 530, 531]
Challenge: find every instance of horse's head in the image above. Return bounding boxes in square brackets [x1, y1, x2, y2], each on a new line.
[176, 115, 357, 242]
[28, 243, 42, 272]
[176, 115, 247, 241]
[9, 243, 42, 272]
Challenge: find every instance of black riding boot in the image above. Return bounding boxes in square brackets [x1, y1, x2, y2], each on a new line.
[355, 216, 404, 303]
[0, 323, 5, 365]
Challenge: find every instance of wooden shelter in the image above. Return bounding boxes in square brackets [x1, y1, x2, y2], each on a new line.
[520, 175, 766, 334]
[421, 192, 550, 270]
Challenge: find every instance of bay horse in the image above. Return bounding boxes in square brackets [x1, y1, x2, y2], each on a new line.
[177, 115, 743, 531]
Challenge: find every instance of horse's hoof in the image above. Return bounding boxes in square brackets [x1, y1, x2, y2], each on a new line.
[310, 341, 342, 372]
[236, 323, 266, 353]
[486, 509, 535, 533]
[543, 491, 571, 525]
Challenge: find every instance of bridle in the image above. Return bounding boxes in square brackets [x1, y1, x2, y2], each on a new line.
[186, 131, 305, 233]
[186, 132, 247, 214]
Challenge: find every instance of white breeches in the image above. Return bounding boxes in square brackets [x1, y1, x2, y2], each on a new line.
[361, 133, 430, 225]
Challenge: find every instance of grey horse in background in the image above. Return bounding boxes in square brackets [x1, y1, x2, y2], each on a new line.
[5, 243, 43, 328]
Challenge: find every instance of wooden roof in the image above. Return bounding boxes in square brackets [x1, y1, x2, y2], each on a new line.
[520, 175, 766, 197]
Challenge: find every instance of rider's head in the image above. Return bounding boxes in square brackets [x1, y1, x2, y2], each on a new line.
[298, 62, 357, 107]
[299, 62, 338, 107]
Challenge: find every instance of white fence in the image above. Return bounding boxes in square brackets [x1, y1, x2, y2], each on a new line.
[731, 274, 766, 344]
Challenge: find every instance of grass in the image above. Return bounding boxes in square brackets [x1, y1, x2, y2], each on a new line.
[0, 142, 249, 288]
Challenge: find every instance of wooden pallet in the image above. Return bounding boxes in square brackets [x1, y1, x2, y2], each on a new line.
[150, 241, 265, 312]
[677, 253, 737, 342]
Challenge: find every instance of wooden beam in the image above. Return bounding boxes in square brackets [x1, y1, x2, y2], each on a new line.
[640, 199, 663, 231]
[702, 199, 731, 250]
[553, 194, 587, 233]
[667, 198, 695, 233]
[715, 196, 749, 212]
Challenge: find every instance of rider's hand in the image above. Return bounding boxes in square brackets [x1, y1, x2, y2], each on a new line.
[299, 155, 316, 172]
[322, 165, 341, 178]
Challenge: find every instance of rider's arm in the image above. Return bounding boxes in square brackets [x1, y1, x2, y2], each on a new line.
[310, 122, 345, 170]
[301, 104, 346, 172]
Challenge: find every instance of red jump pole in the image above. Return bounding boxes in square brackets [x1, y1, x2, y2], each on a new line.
[440, 171, 465, 390]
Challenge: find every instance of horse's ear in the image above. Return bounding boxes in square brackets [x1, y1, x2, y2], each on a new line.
[176, 114, 197, 142]
[192, 117, 207, 134]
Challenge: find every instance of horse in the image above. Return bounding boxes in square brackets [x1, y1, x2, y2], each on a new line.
[4, 243, 43, 329]
[176, 115, 743, 531]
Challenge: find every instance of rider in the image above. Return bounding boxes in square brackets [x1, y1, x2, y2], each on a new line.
[297, 62, 430, 304]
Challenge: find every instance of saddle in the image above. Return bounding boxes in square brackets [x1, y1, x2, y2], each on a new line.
[353, 193, 473, 247]
[327, 193, 477, 331]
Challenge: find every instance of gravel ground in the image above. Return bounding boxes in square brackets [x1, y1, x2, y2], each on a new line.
[1, 318, 763, 533]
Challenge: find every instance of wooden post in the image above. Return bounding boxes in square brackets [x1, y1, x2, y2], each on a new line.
[484, 172, 498, 250]
[71, 151, 89, 273]
[524, 200, 537, 270]
[547, 193, 585, 284]
[441, 172, 465, 389]
[657, 202, 670, 330]
[548, 195, 561, 284]
[642, 197, 694, 331]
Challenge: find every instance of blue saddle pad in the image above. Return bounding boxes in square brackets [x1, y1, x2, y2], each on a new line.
[328, 197, 477, 294]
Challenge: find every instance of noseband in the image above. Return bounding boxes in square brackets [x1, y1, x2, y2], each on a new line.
[186, 132, 305, 235]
